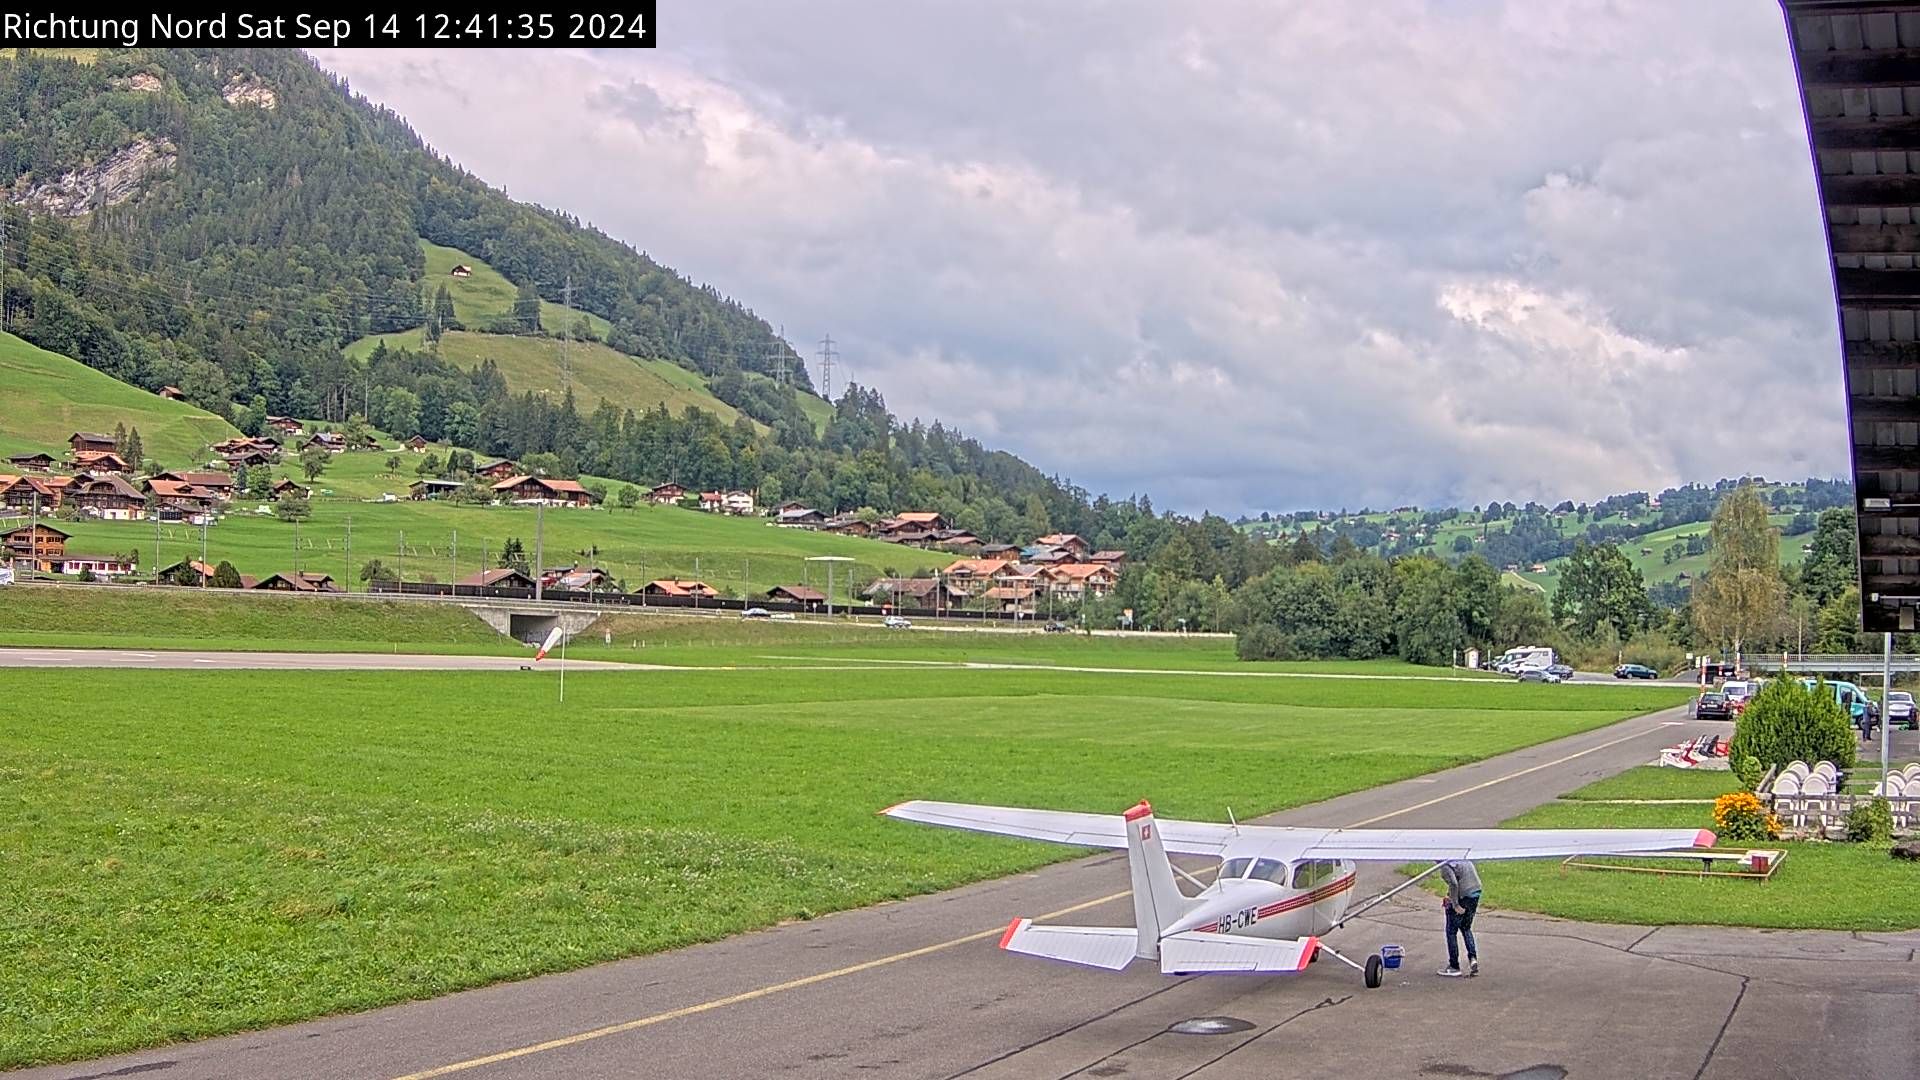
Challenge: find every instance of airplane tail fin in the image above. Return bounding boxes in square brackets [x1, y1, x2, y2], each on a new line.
[1122, 799, 1196, 960]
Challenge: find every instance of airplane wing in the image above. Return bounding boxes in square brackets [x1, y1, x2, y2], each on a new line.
[1158, 932, 1318, 975]
[880, 800, 1237, 856]
[1281, 826, 1715, 862]
[881, 802, 1710, 862]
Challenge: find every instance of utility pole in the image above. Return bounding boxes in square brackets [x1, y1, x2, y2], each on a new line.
[818, 333, 838, 402]
[559, 274, 573, 396]
[345, 515, 352, 592]
[29, 489, 39, 578]
[397, 528, 406, 586]
[764, 326, 790, 385]
[1882, 631, 1893, 779]
[0, 211, 9, 332]
[153, 515, 161, 582]
[451, 529, 457, 593]
[200, 510, 208, 584]
[534, 503, 545, 601]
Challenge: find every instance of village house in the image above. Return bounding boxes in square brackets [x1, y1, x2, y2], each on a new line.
[977, 543, 1019, 558]
[981, 585, 1039, 616]
[543, 565, 617, 592]
[154, 558, 220, 585]
[766, 584, 826, 607]
[223, 449, 275, 471]
[475, 458, 520, 480]
[270, 479, 310, 499]
[1020, 543, 1074, 564]
[69, 432, 116, 456]
[1033, 533, 1092, 560]
[722, 489, 756, 515]
[492, 475, 595, 507]
[3, 522, 71, 570]
[300, 432, 348, 454]
[450, 264, 473, 278]
[158, 385, 184, 400]
[409, 478, 464, 501]
[1087, 550, 1128, 567]
[864, 576, 965, 610]
[775, 506, 827, 528]
[144, 479, 219, 517]
[879, 511, 948, 537]
[0, 474, 59, 512]
[72, 450, 131, 474]
[404, 435, 430, 452]
[153, 471, 236, 501]
[65, 473, 146, 520]
[266, 416, 305, 437]
[930, 529, 982, 552]
[58, 552, 137, 578]
[942, 558, 1011, 596]
[454, 568, 536, 592]
[1042, 562, 1118, 599]
[639, 579, 719, 599]
[251, 571, 344, 593]
[820, 515, 875, 537]
[647, 482, 687, 505]
[7, 452, 57, 472]
[699, 490, 725, 513]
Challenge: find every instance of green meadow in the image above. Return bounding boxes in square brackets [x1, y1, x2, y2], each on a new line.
[0, 664, 1681, 1067]
[0, 332, 238, 464]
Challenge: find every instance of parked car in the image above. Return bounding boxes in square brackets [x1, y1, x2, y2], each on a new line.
[1695, 692, 1732, 721]
[1043, 621, 1072, 633]
[741, 607, 771, 619]
[1517, 668, 1563, 683]
[1546, 663, 1574, 681]
[883, 615, 912, 630]
[1613, 663, 1657, 679]
[769, 612, 797, 621]
[1887, 690, 1916, 730]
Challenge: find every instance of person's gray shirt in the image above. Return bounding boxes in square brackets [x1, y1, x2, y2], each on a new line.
[1439, 860, 1481, 904]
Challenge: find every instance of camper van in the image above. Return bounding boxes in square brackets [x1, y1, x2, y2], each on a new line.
[1495, 645, 1557, 674]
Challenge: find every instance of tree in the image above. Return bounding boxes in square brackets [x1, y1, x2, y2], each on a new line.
[113, 421, 128, 457]
[245, 466, 272, 501]
[124, 427, 143, 470]
[300, 446, 329, 482]
[1729, 677, 1856, 771]
[1799, 508, 1857, 606]
[1691, 484, 1787, 670]
[273, 493, 312, 523]
[498, 537, 530, 574]
[211, 560, 242, 589]
[360, 559, 398, 583]
[386, 454, 403, 473]
[1492, 585, 1556, 648]
[416, 453, 442, 478]
[1552, 542, 1652, 640]
[616, 484, 640, 510]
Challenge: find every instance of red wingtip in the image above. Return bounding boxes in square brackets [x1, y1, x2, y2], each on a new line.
[877, 802, 906, 816]
[999, 917, 1026, 950]
[1122, 800, 1154, 822]
[1694, 828, 1716, 849]
[1298, 936, 1320, 972]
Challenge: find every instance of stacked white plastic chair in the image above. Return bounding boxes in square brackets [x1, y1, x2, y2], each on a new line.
[1887, 774, 1913, 831]
[1904, 763, 1920, 785]
[1770, 771, 1803, 831]
[1801, 771, 1833, 835]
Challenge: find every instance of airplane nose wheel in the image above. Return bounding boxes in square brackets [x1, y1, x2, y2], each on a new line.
[1363, 953, 1384, 989]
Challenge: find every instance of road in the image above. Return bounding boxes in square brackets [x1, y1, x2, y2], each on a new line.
[18, 704, 1916, 1080]
[0, 647, 657, 671]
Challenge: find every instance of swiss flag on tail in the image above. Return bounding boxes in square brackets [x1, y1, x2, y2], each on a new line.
[535, 625, 565, 660]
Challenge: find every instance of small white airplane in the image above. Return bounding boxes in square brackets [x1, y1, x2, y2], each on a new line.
[882, 798, 1713, 988]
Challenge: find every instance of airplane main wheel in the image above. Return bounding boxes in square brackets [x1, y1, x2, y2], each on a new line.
[1363, 954, 1384, 989]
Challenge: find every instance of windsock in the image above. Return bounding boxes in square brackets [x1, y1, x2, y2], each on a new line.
[535, 625, 565, 660]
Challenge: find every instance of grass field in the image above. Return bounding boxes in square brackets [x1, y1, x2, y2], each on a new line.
[26, 450, 948, 593]
[1516, 515, 1808, 591]
[0, 663, 1685, 1067]
[0, 333, 238, 465]
[413, 239, 612, 340]
[1449, 767, 1920, 931]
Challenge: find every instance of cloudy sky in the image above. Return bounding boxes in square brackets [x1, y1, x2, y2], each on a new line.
[313, 1, 1850, 516]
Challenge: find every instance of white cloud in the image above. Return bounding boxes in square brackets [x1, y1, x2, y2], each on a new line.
[309, 1, 1851, 514]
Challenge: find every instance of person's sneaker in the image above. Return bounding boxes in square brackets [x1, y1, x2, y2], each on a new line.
[1437, 967, 1462, 977]
[1468, 959, 1479, 977]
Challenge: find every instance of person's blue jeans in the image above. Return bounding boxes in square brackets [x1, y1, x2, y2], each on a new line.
[1445, 893, 1479, 969]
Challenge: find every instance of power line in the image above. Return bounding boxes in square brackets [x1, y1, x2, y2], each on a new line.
[818, 333, 837, 402]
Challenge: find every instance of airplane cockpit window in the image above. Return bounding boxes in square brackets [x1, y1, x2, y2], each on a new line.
[1291, 860, 1328, 888]
[1221, 858, 1252, 879]
[1251, 857, 1289, 883]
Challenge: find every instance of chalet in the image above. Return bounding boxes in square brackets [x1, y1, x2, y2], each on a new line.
[144, 479, 219, 515]
[270, 479, 310, 499]
[821, 516, 875, 537]
[640, 579, 719, 599]
[864, 577, 965, 610]
[404, 435, 430, 452]
[1034, 534, 1092, 560]
[942, 558, 1012, 595]
[1087, 550, 1128, 566]
[766, 584, 826, 606]
[544, 565, 615, 592]
[492, 475, 594, 507]
[455, 568, 536, 591]
[981, 585, 1039, 616]
[1042, 562, 1117, 599]
[648, 482, 688, 505]
[978, 543, 1019, 558]
[72, 451, 131, 474]
[266, 416, 306, 437]
[475, 458, 520, 480]
[450, 264, 473, 278]
[7, 452, 56, 472]
[300, 432, 348, 454]
[159, 385, 184, 400]
[251, 571, 343, 593]
[65, 474, 146, 520]
[223, 450, 275, 470]
[153, 504, 217, 527]
[58, 552, 136, 578]
[409, 478, 463, 500]
[776, 500, 812, 514]
[1528, 563, 1548, 573]
[154, 471, 236, 500]
[3, 522, 70, 568]
[722, 490, 756, 516]
[154, 558, 219, 585]
[212, 437, 279, 457]
[699, 490, 725, 513]
[1020, 544, 1074, 564]
[883, 527, 937, 547]
[0, 474, 59, 512]
[880, 511, 948, 535]
[931, 529, 982, 551]
[775, 507, 827, 528]
[69, 432, 116, 456]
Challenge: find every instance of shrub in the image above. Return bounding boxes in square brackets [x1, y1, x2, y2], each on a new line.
[1713, 791, 1779, 844]
[1847, 797, 1894, 844]
[1235, 624, 1298, 661]
[1733, 755, 1764, 792]
[1728, 678, 1856, 771]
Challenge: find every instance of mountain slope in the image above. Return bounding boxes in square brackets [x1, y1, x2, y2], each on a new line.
[0, 332, 235, 464]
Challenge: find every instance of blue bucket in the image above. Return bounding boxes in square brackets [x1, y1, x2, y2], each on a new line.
[1380, 944, 1403, 970]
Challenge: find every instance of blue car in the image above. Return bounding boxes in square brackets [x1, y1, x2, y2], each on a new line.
[1614, 663, 1657, 679]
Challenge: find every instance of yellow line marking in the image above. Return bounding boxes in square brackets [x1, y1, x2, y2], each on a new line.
[395, 714, 1681, 1078]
